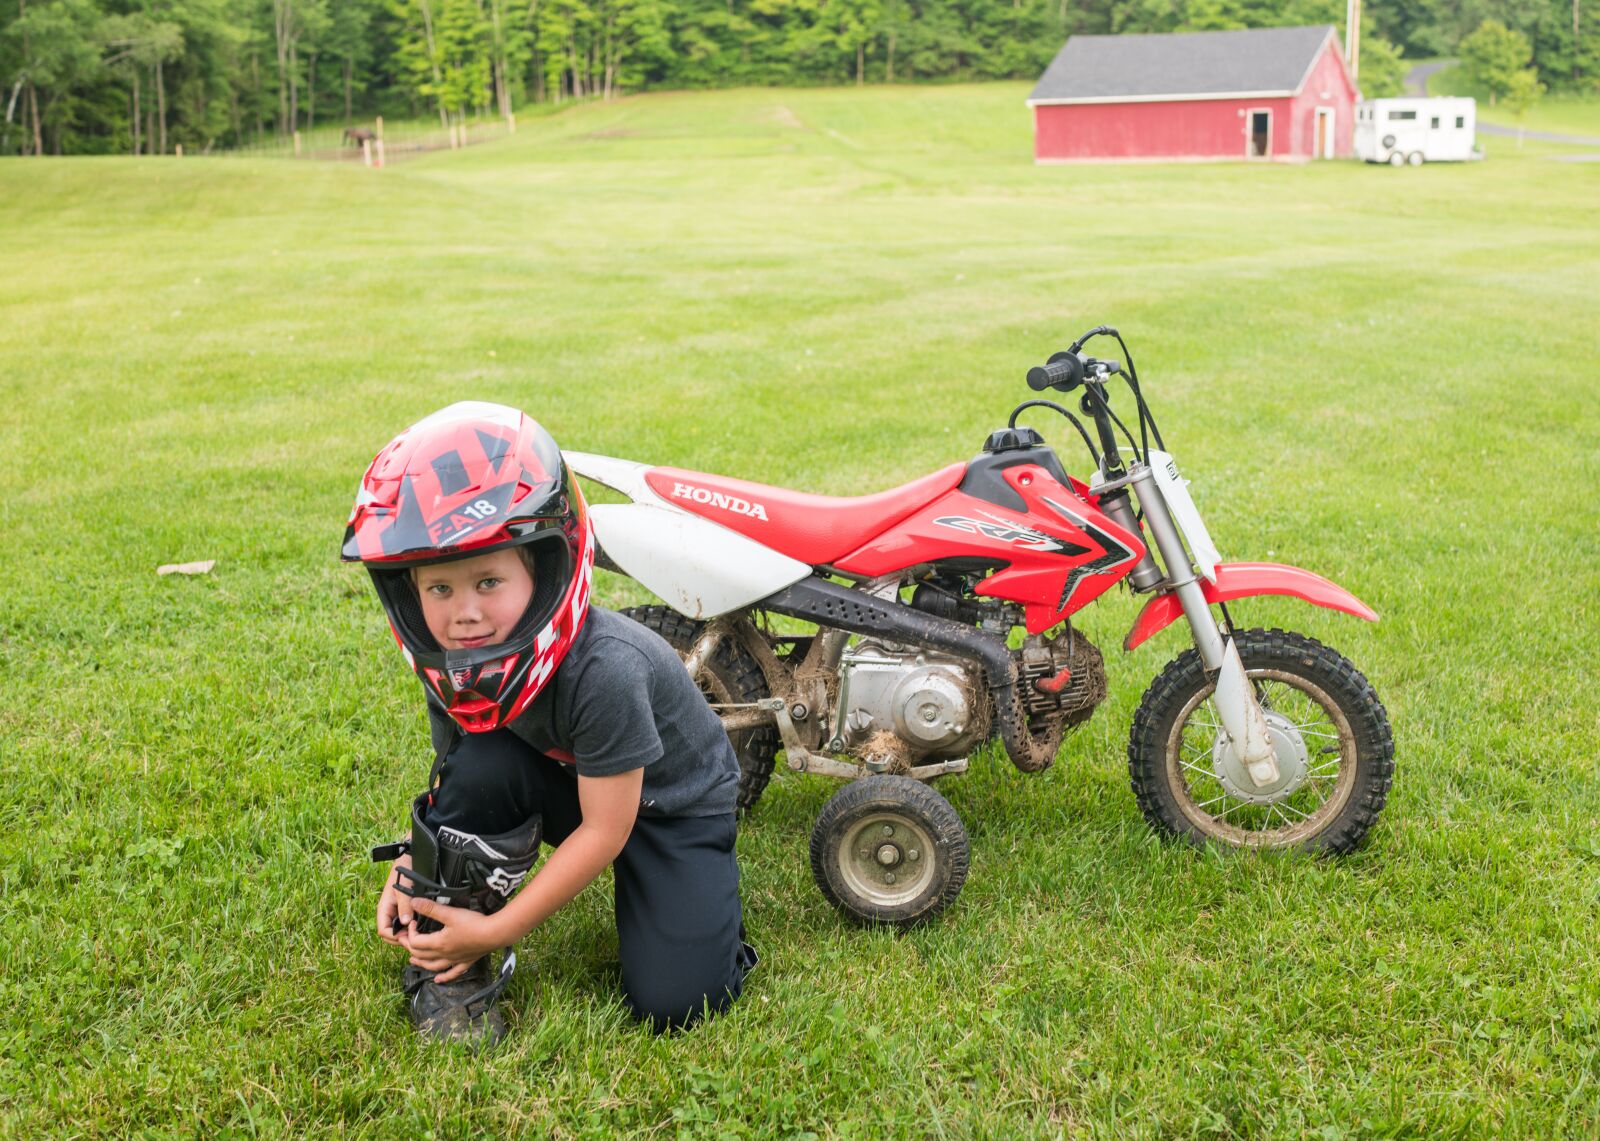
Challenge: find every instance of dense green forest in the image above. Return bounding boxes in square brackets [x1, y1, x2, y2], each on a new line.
[3, 0, 1595, 155]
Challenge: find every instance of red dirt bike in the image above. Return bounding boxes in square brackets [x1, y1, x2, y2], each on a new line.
[566, 325, 1395, 926]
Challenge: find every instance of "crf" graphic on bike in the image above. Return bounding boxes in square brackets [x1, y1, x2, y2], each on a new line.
[934, 512, 1085, 555]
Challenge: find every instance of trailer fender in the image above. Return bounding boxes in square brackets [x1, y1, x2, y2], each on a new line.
[1123, 562, 1378, 652]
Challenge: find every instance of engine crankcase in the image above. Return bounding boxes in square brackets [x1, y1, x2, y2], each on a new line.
[837, 639, 987, 762]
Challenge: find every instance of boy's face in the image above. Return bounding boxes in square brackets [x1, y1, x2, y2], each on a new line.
[413, 548, 535, 651]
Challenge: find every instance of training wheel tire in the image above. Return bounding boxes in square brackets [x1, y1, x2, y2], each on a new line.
[809, 775, 969, 928]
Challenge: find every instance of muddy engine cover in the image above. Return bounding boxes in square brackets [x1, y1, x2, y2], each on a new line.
[837, 639, 986, 761]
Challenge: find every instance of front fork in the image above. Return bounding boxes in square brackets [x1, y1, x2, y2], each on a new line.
[1106, 464, 1282, 788]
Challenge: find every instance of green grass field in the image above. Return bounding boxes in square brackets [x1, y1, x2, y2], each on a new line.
[3, 84, 1599, 1137]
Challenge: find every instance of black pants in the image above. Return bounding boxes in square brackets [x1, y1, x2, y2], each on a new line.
[427, 728, 752, 1031]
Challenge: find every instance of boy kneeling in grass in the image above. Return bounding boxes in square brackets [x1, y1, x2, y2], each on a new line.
[345, 402, 755, 1045]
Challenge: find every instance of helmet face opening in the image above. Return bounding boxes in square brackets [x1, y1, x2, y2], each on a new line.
[371, 528, 574, 658]
[345, 403, 594, 733]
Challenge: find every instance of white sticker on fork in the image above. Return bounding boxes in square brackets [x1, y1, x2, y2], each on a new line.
[1147, 450, 1221, 584]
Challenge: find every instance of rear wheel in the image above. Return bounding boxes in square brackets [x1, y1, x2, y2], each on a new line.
[1127, 628, 1394, 854]
[621, 606, 778, 812]
[1407, 150, 1426, 166]
[1387, 150, 1406, 166]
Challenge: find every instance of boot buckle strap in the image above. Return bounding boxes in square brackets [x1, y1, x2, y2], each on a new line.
[462, 950, 517, 1021]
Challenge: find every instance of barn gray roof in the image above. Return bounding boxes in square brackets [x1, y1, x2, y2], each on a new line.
[1028, 25, 1338, 104]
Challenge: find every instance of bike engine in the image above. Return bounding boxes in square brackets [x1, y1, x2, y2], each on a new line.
[835, 639, 988, 766]
[1015, 625, 1106, 730]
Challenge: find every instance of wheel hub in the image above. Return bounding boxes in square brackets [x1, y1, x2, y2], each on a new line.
[840, 816, 932, 903]
[1211, 711, 1310, 804]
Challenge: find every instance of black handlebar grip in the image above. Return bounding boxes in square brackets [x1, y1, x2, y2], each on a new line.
[1027, 356, 1083, 392]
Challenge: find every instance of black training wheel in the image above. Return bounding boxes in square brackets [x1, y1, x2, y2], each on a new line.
[809, 775, 969, 927]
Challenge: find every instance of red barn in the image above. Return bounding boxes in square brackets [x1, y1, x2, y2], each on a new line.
[1029, 25, 1357, 163]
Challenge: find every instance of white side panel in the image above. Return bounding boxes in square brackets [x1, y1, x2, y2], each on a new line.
[1147, 450, 1221, 584]
[562, 451, 665, 506]
[589, 502, 811, 619]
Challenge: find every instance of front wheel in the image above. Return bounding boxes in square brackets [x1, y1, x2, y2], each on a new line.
[1128, 628, 1394, 853]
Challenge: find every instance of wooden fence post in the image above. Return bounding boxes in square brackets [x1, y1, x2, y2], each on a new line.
[175, 143, 183, 157]
[362, 137, 372, 167]
[293, 130, 302, 156]
[375, 115, 384, 139]
[375, 138, 385, 168]
[508, 112, 517, 134]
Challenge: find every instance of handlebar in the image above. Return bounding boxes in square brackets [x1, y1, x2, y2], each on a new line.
[1025, 353, 1122, 393]
[1026, 356, 1082, 392]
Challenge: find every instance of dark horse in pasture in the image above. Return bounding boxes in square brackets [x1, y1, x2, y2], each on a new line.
[343, 127, 376, 146]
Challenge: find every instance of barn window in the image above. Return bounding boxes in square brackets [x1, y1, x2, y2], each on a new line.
[1389, 110, 1417, 121]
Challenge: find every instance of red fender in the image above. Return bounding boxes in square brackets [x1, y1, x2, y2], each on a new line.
[1123, 562, 1378, 652]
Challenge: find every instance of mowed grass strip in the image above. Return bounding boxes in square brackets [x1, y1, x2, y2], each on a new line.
[2, 84, 1598, 1138]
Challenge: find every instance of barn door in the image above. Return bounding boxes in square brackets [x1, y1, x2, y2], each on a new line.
[1315, 107, 1334, 159]
[1247, 110, 1271, 158]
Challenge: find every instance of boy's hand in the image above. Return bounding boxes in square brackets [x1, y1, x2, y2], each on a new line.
[376, 856, 415, 947]
[404, 897, 509, 983]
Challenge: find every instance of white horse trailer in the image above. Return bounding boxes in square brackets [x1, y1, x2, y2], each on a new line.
[1355, 98, 1479, 165]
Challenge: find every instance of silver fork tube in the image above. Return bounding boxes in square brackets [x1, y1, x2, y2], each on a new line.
[1128, 464, 1226, 670]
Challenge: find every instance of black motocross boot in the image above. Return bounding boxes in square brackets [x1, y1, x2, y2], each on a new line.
[374, 793, 542, 1047]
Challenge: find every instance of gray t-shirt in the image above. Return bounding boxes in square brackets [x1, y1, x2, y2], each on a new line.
[428, 608, 740, 818]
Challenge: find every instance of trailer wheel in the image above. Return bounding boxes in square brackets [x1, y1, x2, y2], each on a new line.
[1407, 151, 1425, 166]
[1387, 151, 1406, 166]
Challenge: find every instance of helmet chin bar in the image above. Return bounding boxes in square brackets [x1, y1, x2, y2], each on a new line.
[443, 693, 505, 732]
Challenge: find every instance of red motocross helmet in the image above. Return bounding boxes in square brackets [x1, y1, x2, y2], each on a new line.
[341, 402, 594, 733]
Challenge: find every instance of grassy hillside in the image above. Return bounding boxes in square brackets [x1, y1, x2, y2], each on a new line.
[2, 84, 1598, 1137]
[1427, 64, 1600, 136]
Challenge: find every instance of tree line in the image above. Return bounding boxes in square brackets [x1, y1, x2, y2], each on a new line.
[4, 0, 1594, 155]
